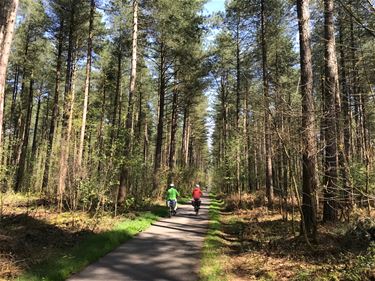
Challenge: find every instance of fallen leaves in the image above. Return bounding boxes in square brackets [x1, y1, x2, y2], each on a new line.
[216, 200, 374, 281]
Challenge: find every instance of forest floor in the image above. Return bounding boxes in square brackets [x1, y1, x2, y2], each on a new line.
[0, 192, 167, 281]
[207, 193, 375, 281]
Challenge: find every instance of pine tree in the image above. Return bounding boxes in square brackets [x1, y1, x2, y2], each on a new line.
[297, 0, 317, 238]
[0, 0, 19, 154]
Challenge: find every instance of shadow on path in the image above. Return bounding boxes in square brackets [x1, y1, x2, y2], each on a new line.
[68, 196, 210, 281]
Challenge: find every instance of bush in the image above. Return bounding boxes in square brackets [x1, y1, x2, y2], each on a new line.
[343, 217, 375, 249]
[342, 242, 375, 281]
[225, 192, 265, 211]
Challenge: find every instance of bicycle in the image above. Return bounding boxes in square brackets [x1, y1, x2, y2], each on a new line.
[168, 200, 177, 218]
[192, 199, 201, 216]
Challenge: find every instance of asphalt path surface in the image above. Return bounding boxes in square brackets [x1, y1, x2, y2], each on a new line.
[67, 194, 210, 281]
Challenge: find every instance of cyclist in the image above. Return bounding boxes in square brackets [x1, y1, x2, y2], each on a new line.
[166, 183, 180, 215]
[192, 184, 203, 209]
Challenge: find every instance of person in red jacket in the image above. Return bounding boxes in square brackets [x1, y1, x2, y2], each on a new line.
[192, 184, 203, 210]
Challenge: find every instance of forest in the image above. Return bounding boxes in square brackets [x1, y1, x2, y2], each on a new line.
[0, 0, 374, 280]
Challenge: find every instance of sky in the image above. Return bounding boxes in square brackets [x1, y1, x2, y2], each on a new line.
[204, 0, 225, 14]
[202, 1, 225, 151]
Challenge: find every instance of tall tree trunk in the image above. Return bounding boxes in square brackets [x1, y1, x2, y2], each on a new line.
[136, 82, 143, 139]
[348, 4, 362, 161]
[253, 134, 259, 191]
[13, 32, 32, 170]
[58, 62, 76, 211]
[14, 77, 33, 192]
[323, 0, 339, 222]
[168, 83, 178, 172]
[0, 0, 19, 155]
[181, 105, 189, 167]
[338, 8, 353, 209]
[118, 0, 138, 203]
[143, 113, 149, 163]
[235, 14, 241, 194]
[220, 76, 230, 193]
[31, 92, 41, 158]
[97, 82, 106, 173]
[58, 5, 76, 211]
[338, 13, 351, 163]
[235, 15, 241, 128]
[77, 0, 95, 168]
[297, 0, 318, 239]
[41, 86, 50, 140]
[261, 0, 274, 207]
[111, 50, 122, 145]
[244, 81, 253, 192]
[42, 19, 64, 193]
[154, 42, 166, 189]
[6, 65, 19, 165]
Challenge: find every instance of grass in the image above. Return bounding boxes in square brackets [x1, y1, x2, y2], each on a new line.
[200, 194, 226, 281]
[178, 196, 192, 204]
[16, 207, 167, 281]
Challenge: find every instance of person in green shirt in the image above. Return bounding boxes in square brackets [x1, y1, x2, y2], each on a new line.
[166, 183, 180, 215]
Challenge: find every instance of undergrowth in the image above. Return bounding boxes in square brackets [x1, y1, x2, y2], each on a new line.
[203, 192, 375, 281]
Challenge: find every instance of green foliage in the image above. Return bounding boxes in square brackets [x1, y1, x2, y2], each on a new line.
[76, 177, 107, 210]
[350, 161, 375, 194]
[291, 243, 375, 281]
[291, 270, 310, 281]
[210, 0, 300, 194]
[342, 242, 375, 281]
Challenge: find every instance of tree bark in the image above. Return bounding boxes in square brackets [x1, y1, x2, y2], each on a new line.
[181, 104, 190, 167]
[31, 92, 41, 158]
[97, 81, 106, 173]
[338, 8, 353, 209]
[118, 0, 138, 203]
[168, 81, 178, 172]
[323, 0, 339, 222]
[0, 0, 19, 154]
[349, 6, 362, 161]
[154, 43, 166, 173]
[77, 0, 95, 168]
[6, 65, 19, 166]
[111, 50, 122, 145]
[58, 5, 76, 210]
[235, 13, 241, 194]
[58, 62, 76, 211]
[14, 77, 34, 192]
[261, 0, 273, 207]
[297, 0, 318, 239]
[42, 19, 64, 193]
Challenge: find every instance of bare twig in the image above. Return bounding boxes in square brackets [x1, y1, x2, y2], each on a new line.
[365, 0, 375, 13]
[337, 0, 375, 37]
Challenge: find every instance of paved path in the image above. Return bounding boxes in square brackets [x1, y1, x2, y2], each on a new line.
[68, 195, 210, 281]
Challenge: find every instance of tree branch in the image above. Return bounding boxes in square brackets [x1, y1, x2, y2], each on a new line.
[337, 0, 375, 37]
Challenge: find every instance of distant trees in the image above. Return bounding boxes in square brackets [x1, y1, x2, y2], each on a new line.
[1, 0, 209, 210]
[118, 0, 138, 204]
[210, 0, 374, 241]
[145, 0, 208, 193]
[211, 0, 298, 207]
[0, 0, 373, 237]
